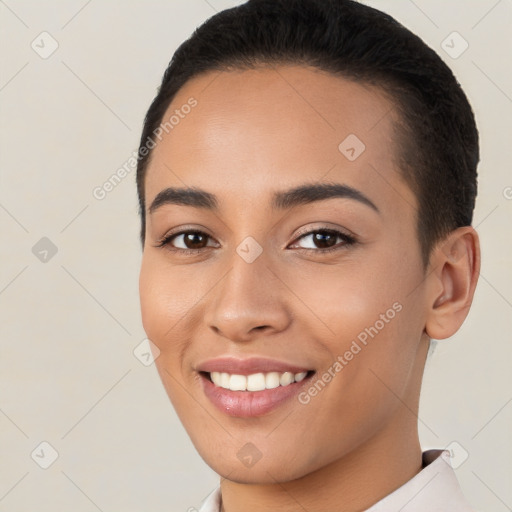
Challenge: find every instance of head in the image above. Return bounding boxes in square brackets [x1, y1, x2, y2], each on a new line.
[137, 0, 480, 484]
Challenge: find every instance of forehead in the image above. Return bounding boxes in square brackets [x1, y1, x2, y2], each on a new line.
[145, 65, 416, 217]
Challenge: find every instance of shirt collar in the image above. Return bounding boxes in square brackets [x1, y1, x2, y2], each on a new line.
[365, 449, 475, 511]
[198, 449, 475, 512]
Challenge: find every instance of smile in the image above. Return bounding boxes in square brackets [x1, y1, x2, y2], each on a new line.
[196, 357, 315, 417]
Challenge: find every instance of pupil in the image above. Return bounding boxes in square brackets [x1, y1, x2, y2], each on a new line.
[314, 232, 336, 248]
[186, 232, 205, 249]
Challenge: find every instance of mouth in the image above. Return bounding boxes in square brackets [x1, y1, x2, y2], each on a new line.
[197, 359, 316, 418]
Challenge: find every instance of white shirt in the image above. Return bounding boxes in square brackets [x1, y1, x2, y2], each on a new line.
[198, 449, 477, 512]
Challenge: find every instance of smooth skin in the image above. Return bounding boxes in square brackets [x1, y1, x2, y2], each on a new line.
[139, 65, 480, 512]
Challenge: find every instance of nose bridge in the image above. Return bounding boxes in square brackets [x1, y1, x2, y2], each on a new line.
[205, 243, 290, 341]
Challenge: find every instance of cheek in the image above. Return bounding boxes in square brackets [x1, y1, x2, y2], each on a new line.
[289, 253, 424, 396]
[139, 256, 198, 410]
[286, 259, 404, 342]
[139, 254, 197, 349]
[139, 260, 167, 346]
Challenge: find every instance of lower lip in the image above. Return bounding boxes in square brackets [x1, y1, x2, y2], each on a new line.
[200, 372, 314, 418]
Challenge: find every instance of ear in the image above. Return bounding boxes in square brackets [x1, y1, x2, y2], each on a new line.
[424, 226, 481, 340]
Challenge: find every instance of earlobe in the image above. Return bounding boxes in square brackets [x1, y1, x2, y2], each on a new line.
[424, 226, 481, 340]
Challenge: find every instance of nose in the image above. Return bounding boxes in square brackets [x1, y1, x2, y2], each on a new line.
[204, 252, 292, 342]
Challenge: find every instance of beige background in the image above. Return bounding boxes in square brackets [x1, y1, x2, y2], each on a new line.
[1, 0, 511, 511]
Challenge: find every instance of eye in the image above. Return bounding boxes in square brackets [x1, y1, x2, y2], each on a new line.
[154, 230, 218, 253]
[154, 227, 357, 255]
[289, 228, 356, 254]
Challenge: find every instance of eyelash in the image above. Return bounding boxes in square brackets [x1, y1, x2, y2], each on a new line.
[154, 226, 357, 256]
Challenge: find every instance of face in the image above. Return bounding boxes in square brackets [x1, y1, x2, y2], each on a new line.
[139, 65, 431, 483]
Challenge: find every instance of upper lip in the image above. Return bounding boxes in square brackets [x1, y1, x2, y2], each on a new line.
[196, 357, 313, 375]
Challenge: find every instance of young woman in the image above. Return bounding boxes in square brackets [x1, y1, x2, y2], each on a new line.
[136, 1, 480, 510]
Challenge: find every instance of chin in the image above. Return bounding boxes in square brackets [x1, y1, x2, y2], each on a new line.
[213, 464, 306, 485]
[197, 446, 322, 485]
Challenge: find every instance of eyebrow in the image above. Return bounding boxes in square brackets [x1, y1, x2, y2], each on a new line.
[148, 182, 379, 214]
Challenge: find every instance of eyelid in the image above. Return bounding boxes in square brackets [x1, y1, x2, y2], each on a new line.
[290, 224, 356, 245]
[158, 224, 216, 242]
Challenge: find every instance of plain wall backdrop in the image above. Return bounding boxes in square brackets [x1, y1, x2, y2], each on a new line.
[1, 0, 511, 511]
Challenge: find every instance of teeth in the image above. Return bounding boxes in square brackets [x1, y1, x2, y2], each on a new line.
[265, 372, 281, 389]
[209, 370, 310, 391]
[247, 373, 266, 391]
[229, 374, 246, 391]
[280, 372, 294, 386]
[295, 371, 307, 382]
[220, 372, 230, 388]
